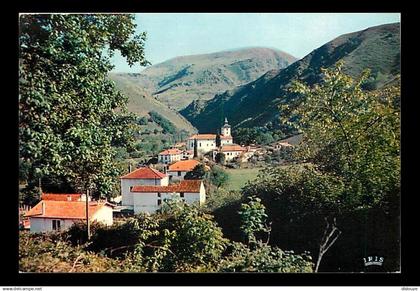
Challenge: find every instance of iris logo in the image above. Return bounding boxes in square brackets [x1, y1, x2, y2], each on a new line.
[363, 256, 384, 266]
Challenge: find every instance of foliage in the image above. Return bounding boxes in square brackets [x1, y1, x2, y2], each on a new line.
[218, 241, 313, 272]
[204, 188, 243, 212]
[209, 165, 229, 188]
[238, 196, 271, 245]
[215, 152, 226, 165]
[281, 61, 400, 209]
[149, 111, 177, 135]
[19, 232, 144, 272]
[19, 14, 148, 198]
[233, 127, 279, 145]
[184, 164, 207, 180]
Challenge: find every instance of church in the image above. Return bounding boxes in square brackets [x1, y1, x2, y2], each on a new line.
[186, 118, 233, 155]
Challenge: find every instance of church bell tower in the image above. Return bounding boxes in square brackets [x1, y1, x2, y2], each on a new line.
[221, 117, 231, 136]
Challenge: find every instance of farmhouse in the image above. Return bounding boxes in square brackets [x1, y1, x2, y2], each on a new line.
[130, 179, 206, 214]
[167, 159, 200, 181]
[120, 167, 169, 208]
[220, 144, 247, 162]
[25, 195, 114, 233]
[158, 148, 182, 164]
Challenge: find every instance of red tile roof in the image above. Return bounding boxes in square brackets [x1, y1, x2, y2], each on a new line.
[121, 167, 167, 179]
[159, 148, 182, 155]
[25, 200, 112, 220]
[188, 134, 216, 140]
[168, 160, 200, 172]
[41, 193, 83, 201]
[131, 180, 202, 193]
[220, 145, 246, 152]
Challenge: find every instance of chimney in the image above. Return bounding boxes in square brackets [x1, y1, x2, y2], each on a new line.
[41, 201, 45, 215]
[129, 164, 132, 173]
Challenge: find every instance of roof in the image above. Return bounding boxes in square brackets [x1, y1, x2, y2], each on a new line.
[220, 145, 246, 152]
[168, 160, 200, 172]
[222, 124, 231, 128]
[131, 180, 203, 193]
[121, 167, 167, 179]
[25, 200, 112, 220]
[41, 193, 83, 201]
[188, 134, 216, 140]
[159, 148, 182, 155]
[220, 135, 233, 139]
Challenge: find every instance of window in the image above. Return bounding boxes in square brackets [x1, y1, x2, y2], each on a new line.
[157, 199, 162, 206]
[157, 192, 161, 197]
[180, 192, 184, 198]
[178, 171, 181, 176]
[199, 143, 202, 147]
[52, 220, 61, 231]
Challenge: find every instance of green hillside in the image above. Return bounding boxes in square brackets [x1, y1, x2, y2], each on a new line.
[115, 47, 297, 111]
[109, 73, 197, 134]
[180, 23, 401, 133]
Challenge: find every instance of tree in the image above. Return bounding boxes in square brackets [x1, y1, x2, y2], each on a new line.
[215, 133, 221, 147]
[214, 152, 226, 165]
[19, 14, 149, 198]
[238, 196, 271, 245]
[209, 165, 229, 189]
[273, 61, 400, 271]
[184, 164, 207, 180]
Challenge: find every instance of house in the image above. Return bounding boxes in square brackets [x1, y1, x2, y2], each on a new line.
[186, 118, 234, 155]
[25, 198, 114, 233]
[41, 193, 90, 202]
[120, 167, 169, 209]
[167, 159, 201, 181]
[130, 179, 206, 214]
[219, 144, 247, 162]
[181, 149, 193, 160]
[158, 148, 182, 164]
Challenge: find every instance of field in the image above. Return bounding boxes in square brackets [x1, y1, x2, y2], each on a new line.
[225, 167, 263, 191]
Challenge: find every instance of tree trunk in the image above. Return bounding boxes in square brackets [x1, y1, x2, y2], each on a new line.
[315, 216, 341, 272]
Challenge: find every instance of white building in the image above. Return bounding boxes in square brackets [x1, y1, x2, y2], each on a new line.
[167, 159, 201, 181]
[120, 167, 169, 209]
[25, 195, 114, 233]
[130, 180, 206, 214]
[181, 150, 193, 160]
[186, 118, 234, 155]
[220, 144, 247, 162]
[158, 148, 182, 164]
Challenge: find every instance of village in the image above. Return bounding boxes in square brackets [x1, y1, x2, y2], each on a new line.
[20, 117, 295, 233]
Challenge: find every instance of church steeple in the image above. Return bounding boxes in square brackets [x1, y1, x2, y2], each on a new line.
[221, 117, 231, 136]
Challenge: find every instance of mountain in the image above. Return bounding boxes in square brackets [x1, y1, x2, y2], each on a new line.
[109, 73, 197, 133]
[180, 23, 401, 133]
[115, 47, 297, 111]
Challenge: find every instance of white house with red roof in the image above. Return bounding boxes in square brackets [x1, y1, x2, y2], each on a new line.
[158, 148, 182, 164]
[219, 144, 247, 162]
[166, 159, 201, 181]
[120, 167, 169, 208]
[130, 179, 206, 214]
[25, 194, 114, 233]
[186, 118, 233, 155]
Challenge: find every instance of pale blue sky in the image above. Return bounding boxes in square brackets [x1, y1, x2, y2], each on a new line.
[111, 13, 400, 73]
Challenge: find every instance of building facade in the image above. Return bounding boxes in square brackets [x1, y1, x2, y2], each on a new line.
[166, 159, 201, 181]
[25, 199, 114, 233]
[158, 148, 182, 164]
[130, 180, 206, 214]
[120, 167, 169, 208]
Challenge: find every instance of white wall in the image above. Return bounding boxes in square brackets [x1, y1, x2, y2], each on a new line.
[29, 217, 77, 233]
[167, 170, 187, 181]
[132, 188, 205, 214]
[187, 138, 217, 154]
[221, 139, 233, 146]
[121, 177, 168, 206]
[223, 151, 242, 161]
[158, 154, 181, 164]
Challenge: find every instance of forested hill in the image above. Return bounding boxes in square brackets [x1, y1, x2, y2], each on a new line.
[180, 22, 400, 133]
[113, 47, 297, 111]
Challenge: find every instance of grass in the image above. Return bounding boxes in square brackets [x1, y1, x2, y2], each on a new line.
[225, 167, 263, 191]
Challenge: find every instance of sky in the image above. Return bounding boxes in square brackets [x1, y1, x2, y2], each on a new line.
[111, 13, 400, 73]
